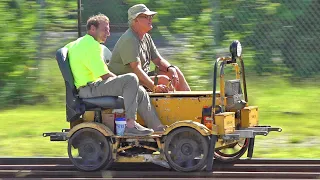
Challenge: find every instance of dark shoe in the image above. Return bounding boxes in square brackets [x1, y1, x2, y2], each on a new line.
[124, 122, 154, 136]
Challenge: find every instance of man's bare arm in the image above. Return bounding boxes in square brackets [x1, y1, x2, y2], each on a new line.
[152, 56, 171, 72]
[152, 56, 179, 87]
[129, 61, 154, 90]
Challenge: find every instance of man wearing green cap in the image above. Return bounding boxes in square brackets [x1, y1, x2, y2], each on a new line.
[109, 4, 191, 93]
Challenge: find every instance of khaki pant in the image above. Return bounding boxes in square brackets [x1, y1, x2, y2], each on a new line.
[78, 73, 162, 129]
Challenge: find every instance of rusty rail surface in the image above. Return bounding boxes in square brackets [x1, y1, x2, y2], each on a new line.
[0, 158, 319, 179]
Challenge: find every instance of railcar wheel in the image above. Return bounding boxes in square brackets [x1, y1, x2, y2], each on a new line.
[68, 128, 113, 171]
[164, 127, 209, 172]
[214, 138, 249, 162]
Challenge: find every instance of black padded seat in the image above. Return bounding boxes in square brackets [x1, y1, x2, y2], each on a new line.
[56, 47, 124, 122]
[83, 96, 124, 110]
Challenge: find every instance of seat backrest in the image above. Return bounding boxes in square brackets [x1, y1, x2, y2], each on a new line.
[56, 48, 85, 122]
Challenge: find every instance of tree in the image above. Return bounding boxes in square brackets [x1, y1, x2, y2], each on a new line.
[0, 0, 39, 106]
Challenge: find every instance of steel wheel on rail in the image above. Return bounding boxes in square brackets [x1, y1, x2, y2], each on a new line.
[164, 127, 209, 172]
[67, 128, 113, 171]
[214, 138, 249, 162]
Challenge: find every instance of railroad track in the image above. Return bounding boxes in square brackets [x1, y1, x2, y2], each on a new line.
[0, 158, 319, 179]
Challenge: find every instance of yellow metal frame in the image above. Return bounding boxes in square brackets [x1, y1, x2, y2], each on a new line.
[162, 120, 213, 136]
[65, 56, 261, 163]
[67, 122, 114, 138]
[218, 59, 241, 112]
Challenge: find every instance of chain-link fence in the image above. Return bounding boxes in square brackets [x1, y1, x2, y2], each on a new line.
[1, 0, 319, 107]
[79, 0, 320, 80]
[73, 0, 320, 156]
[1, 0, 320, 157]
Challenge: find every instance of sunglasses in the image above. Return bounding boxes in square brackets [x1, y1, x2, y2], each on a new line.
[138, 14, 154, 20]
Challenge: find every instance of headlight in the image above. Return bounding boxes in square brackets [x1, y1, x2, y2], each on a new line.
[229, 40, 242, 62]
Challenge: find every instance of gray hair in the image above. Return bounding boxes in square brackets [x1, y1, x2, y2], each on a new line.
[128, 18, 134, 27]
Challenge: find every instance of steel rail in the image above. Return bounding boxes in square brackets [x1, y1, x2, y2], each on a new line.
[0, 158, 319, 179]
[1, 157, 320, 165]
[0, 170, 319, 179]
[0, 164, 320, 172]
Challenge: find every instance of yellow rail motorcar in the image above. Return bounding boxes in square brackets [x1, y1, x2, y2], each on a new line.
[44, 40, 281, 172]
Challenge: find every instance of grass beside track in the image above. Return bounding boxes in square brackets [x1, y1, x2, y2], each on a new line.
[0, 76, 319, 158]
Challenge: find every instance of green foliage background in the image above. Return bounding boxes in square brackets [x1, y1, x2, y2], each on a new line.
[0, 0, 319, 107]
[0, 0, 319, 158]
[0, 0, 38, 106]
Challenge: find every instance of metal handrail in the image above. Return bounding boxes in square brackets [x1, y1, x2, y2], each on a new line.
[206, 56, 231, 171]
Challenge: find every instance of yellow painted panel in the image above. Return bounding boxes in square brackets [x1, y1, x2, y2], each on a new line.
[83, 111, 94, 122]
[215, 112, 236, 135]
[137, 95, 222, 126]
[241, 106, 259, 127]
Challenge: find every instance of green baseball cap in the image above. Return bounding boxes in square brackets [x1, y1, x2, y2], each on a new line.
[128, 4, 157, 20]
